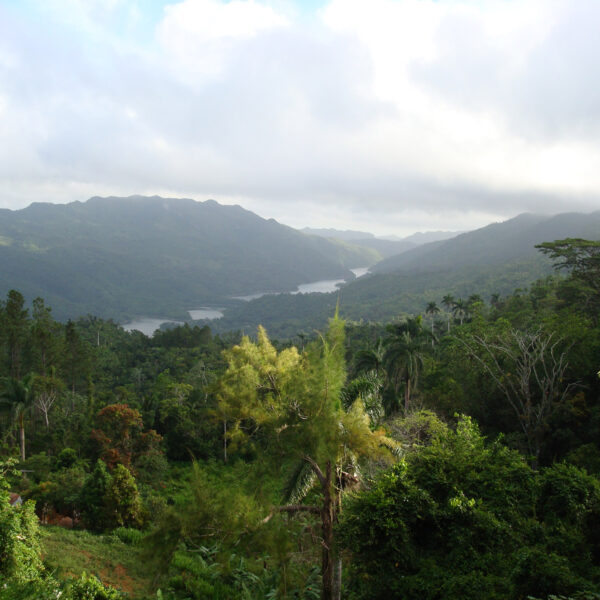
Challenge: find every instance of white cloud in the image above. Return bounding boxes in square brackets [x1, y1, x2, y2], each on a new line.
[0, 0, 599, 235]
[157, 0, 289, 78]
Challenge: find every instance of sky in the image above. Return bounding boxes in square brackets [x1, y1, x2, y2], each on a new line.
[1, 0, 600, 236]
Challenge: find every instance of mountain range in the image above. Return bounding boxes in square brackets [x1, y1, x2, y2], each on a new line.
[0, 196, 378, 320]
[2, 196, 599, 336]
[300, 227, 463, 258]
[210, 211, 600, 338]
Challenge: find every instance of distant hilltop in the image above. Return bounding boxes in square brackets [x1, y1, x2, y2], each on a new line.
[0, 195, 378, 321]
[300, 227, 464, 259]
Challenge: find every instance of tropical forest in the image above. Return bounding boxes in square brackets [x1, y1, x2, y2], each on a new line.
[1, 234, 600, 600]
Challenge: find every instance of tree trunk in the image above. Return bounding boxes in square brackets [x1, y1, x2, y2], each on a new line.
[321, 461, 334, 600]
[223, 420, 228, 463]
[19, 415, 26, 461]
[404, 376, 411, 414]
[333, 554, 342, 600]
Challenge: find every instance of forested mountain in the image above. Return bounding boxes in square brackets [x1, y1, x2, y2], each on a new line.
[300, 227, 376, 240]
[372, 211, 600, 273]
[2, 237, 600, 599]
[387, 230, 465, 244]
[210, 211, 600, 338]
[0, 196, 377, 321]
[301, 227, 462, 258]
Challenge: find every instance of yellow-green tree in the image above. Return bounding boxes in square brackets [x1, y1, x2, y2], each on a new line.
[217, 315, 398, 600]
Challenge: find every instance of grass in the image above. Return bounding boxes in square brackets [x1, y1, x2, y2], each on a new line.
[40, 525, 156, 599]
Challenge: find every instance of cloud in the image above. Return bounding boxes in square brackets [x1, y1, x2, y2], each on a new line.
[411, 0, 600, 141]
[0, 0, 599, 236]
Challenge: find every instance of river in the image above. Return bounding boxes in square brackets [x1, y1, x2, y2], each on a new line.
[123, 267, 370, 336]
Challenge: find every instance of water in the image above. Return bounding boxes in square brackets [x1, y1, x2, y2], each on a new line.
[123, 267, 369, 333]
[232, 292, 273, 301]
[122, 318, 182, 336]
[234, 268, 368, 301]
[292, 279, 345, 294]
[351, 267, 370, 278]
[188, 307, 224, 320]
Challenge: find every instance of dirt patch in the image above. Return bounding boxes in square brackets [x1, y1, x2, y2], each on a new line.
[98, 563, 136, 595]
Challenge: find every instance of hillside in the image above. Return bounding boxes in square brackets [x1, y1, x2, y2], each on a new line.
[210, 211, 600, 338]
[372, 212, 600, 273]
[302, 227, 463, 259]
[0, 196, 378, 321]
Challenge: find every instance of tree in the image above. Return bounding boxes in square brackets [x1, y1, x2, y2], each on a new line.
[91, 403, 161, 469]
[454, 328, 575, 466]
[104, 464, 142, 528]
[536, 238, 600, 320]
[62, 320, 90, 393]
[217, 317, 397, 600]
[33, 370, 64, 429]
[442, 294, 455, 332]
[0, 374, 36, 460]
[353, 337, 385, 378]
[0, 459, 43, 584]
[425, 301, 440, 343]
[338, 416, 600, 600]
[2, 290, 29, 379]
[79, 459, 112, 531]
[30, 297, 61, 376]
[452, 297, 469, 325]
[383, 316, 430, 413]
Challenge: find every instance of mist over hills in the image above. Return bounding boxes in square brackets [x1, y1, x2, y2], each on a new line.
[300, 227, 462, 259]
[300, 228, 376, 241]
[0, 196, 378, 321]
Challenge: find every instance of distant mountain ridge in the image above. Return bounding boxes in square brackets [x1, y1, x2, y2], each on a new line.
[301, 227, 375, 241]
[301, 227, 463, 259]
[209, 210, 600, 338]
[372, 212, 600, 274]
[0, 195, 378, 320]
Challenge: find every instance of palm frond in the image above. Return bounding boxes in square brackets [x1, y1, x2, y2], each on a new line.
[282, 459, 317, 504]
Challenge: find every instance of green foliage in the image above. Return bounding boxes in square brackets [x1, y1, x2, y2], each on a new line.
[0, 461, 43, 585]
[104, 464, 142, 529]
[64, 573, 123, 600]
[112, 526, 144, 545]
[79, 460, 112, 531]
[0, 196, 372, 321]
[338, 416, 600, 600]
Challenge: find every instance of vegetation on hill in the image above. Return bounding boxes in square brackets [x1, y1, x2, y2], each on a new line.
[0, 237, 599, 599]
[0, 196, 377, 322]
[208, 211, 600, 338]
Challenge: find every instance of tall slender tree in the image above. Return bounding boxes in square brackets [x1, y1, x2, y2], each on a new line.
[425, 301, 440, 344]
[3, 291, 29, 379]
[383, 317, 430, 413]
[442, 294, 455, 332]
[0, 375, 36, 460]
[217, 316, 397, 600]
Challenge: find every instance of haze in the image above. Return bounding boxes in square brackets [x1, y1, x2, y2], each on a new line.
[2, 0, 600, 235]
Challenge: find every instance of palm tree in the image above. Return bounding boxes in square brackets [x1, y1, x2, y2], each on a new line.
[442, 294, 455, 332]
[384, 317, 429, 413]
[425, 301, 440, 344]
[353, 337, 385, 377]
[490, 293, 501, 309]
[452, 298, 468, 325]
[0, 374, 36, 461]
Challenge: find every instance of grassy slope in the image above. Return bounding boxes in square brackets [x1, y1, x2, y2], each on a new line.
[40, 526, 155, 599]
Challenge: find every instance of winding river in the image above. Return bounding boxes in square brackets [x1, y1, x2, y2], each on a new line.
[123, 267, 370, 336]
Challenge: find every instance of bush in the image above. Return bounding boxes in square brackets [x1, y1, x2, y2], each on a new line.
[112, 526, 144, 545]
